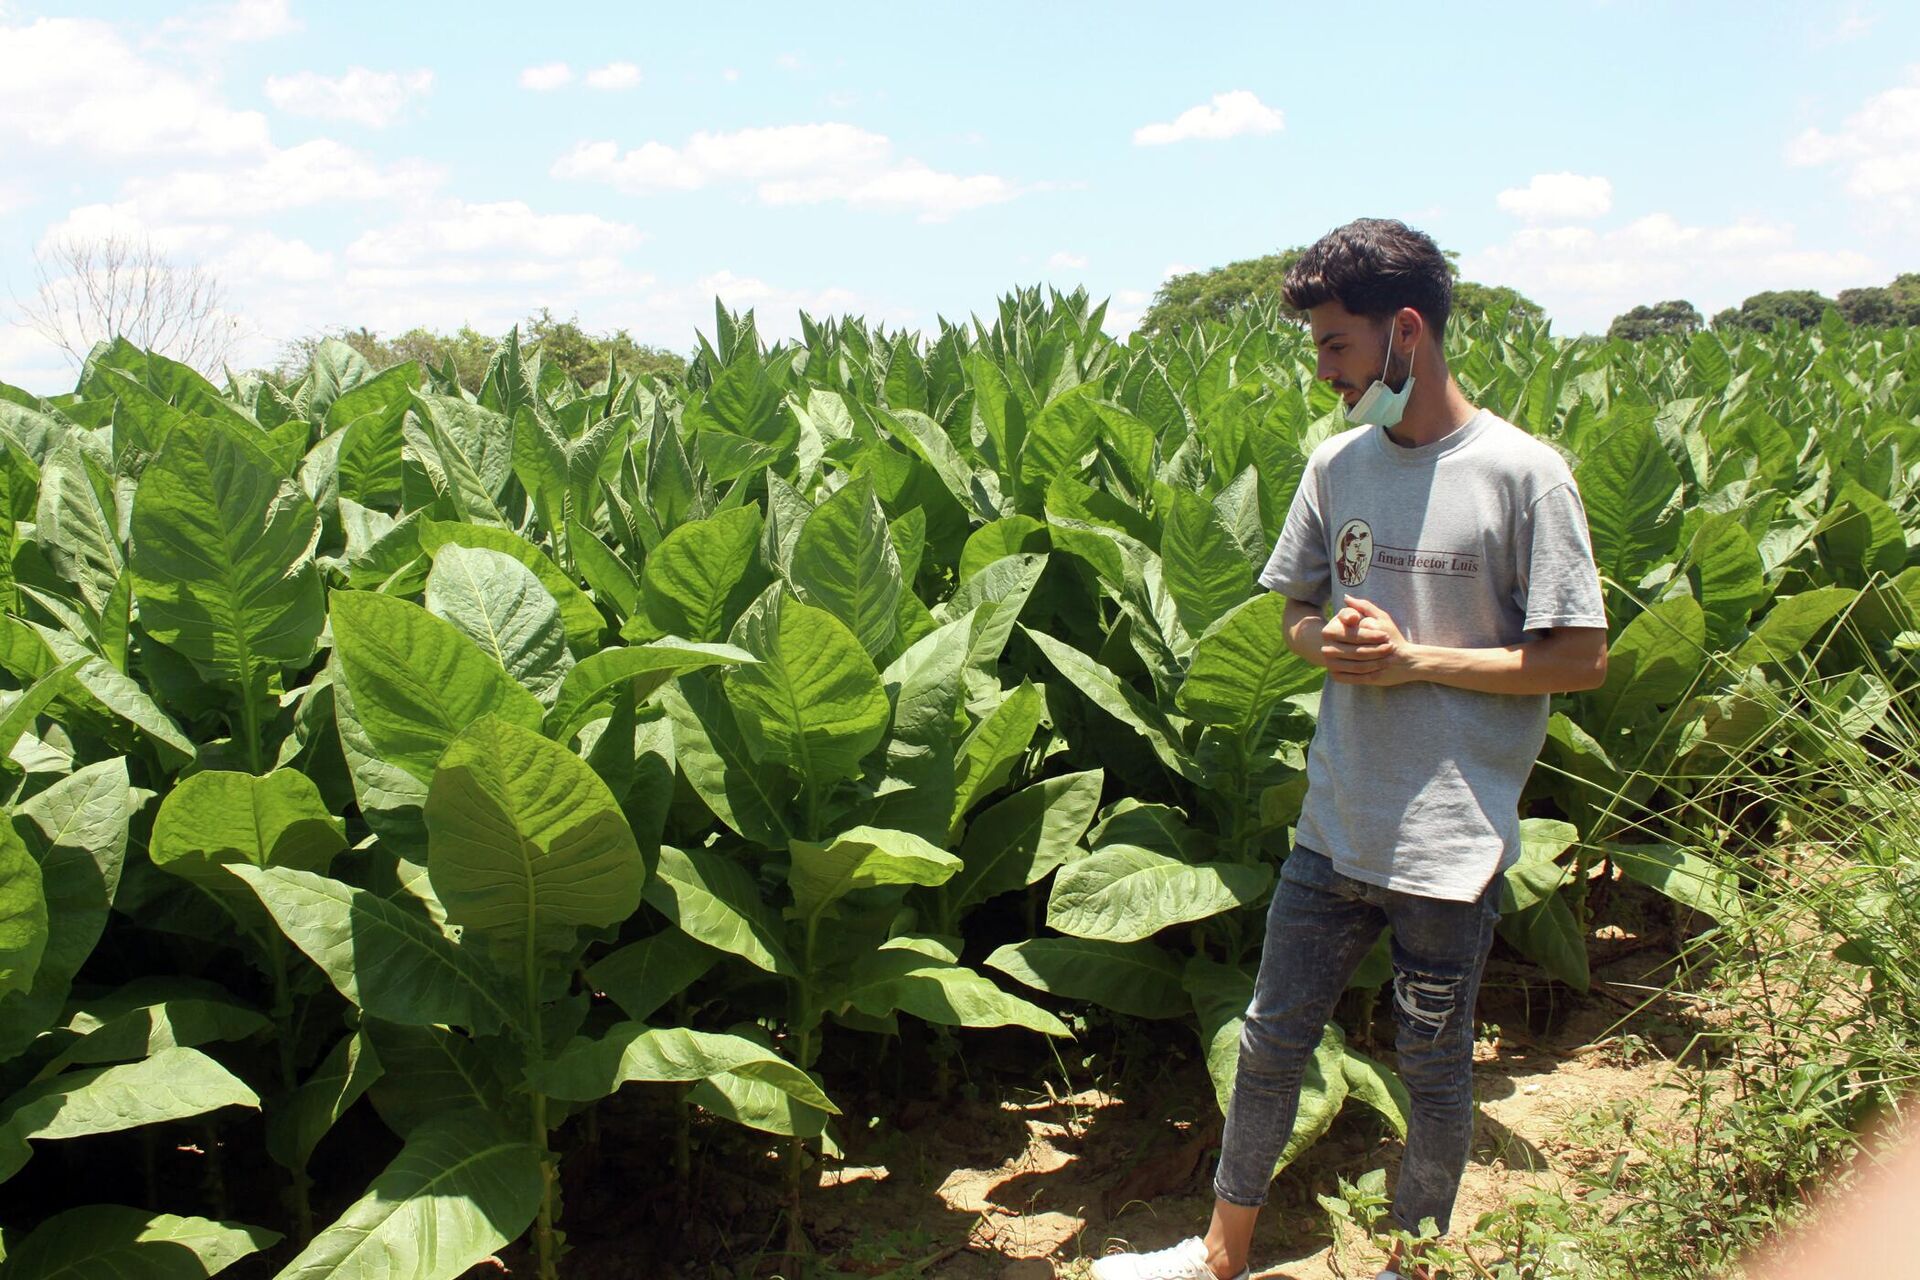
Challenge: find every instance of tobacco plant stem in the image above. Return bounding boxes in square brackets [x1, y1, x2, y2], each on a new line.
[268, 935, 315, 1242]
[238, 677, 264, 776]
[525, 939, 558, 1280]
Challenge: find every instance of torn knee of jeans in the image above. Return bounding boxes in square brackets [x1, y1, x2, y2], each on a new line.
[1392, 968, 1463, 1039]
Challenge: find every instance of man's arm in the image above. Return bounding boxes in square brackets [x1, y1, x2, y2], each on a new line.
[1285, 595, 1609, 694]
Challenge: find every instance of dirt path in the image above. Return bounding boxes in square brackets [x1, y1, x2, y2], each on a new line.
[778, 943, 1698, 1280]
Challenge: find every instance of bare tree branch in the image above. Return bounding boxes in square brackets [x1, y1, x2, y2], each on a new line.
[16, 233, 241, 374]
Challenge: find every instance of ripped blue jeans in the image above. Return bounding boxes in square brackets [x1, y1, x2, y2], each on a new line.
[1213, 845, 1500, 1236]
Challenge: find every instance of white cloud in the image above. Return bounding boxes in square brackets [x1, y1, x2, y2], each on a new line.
[0, 17, 270, 158]
[519, 62, 573, 91]
[585, 62, 641, 90]
[775, 53, 803, 71]
[108, 141, 442, 220]
[1463, 212, 1876, 334]
[1133, 90, 1284, 146]
[553, 123, 1016, 219]
[264, 67, 435, 128]
[0, 320, 84, 395]
[1103, 287, 1153, 337]
[1495, 172, 1614, 222]
[153, 0, 300, 46]
[1786, 65, 1920, 214]
[1047, 251, 1088, 271]
[345, 199, 646, 269]
[722, 68, 740, 84]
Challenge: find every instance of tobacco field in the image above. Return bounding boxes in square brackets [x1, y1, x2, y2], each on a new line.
[0, 291, 1914, 1278]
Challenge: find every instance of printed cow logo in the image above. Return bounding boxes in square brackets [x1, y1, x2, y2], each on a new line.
[1335, 518, 1373, 587]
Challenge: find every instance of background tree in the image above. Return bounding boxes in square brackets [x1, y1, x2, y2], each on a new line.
[275, 312, 687, 391]
[1137, 247, 1543, 335]
[1713, 289, 1839, 332]
[18, 233, 240, 373]
[1837, 288, 1898, 327]
[1138, 251, 1305, 335]
[1453, 281, 1545, 325]
[1607, 300, 1704, 341]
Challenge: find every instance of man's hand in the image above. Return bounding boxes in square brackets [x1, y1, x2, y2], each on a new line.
[1318, 596, 1415, 686]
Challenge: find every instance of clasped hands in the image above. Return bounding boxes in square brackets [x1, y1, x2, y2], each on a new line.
[1319, 596, 1416, 686]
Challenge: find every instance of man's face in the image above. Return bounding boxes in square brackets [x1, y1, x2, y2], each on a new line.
[1307, 301, 1397, 408]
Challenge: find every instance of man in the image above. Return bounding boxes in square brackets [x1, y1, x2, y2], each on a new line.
[1092, 219, 1609, 1280]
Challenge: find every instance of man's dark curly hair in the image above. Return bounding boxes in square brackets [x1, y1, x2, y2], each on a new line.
[1283, 218, 1453, 336]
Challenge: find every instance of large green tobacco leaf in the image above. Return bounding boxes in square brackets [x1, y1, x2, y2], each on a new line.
[0, 759, 136, 1058]
[0, 1205, 278, 1280]
[658, 676, 793, 846]
[272, 1110, 543, 1280]
[1575, 410, 1681, 594]
[945, 770, 1102, 914]
[1604, 841, 1740, 922]
[1588, 594, 1707, 736]
[267, 1029, 382, 1176]
[511, 405, 629, 542]
[788, 826, 959, 924]
[0, 824, 45, 999]
[545, 639, 754, 744]
[636, 505, 764, 642]
[838, 938, 1069, 1036]
[41, 980, 271, 1076]
[1176, 594, 1320, 735]
[569, 516, 640, 616]
[986, 937, 1187, 1020]
[361, 1021, 514, 1137]
[727, 598, 889, 792]
[415, 521, 604, 653]
[332, 362, 418, 507]
[1730, 587, 1854, 667]
[1276, 1022, 1353, 1170]
[1016, 384, 1100, 505]
[789, 474, 902, 659]
[410, 394, 514, 515]
[328, 590, 545, 783]
[1685, 513, 1768, 650]
[528, 1024, 836, 1113]
[1023, 627, 1198, 781]
[949, 679, 1045, 832]
[1162, 487, 1257, 636]
[425, 715, 643, 959]
[0, 1047, 260, 1181]
[1497, 820, 1587, 991]
[149, 768, 346, 935]
[691, 1068, 832, 1139]
[587, 931, 716, 1023]
[1340, 1044, 1411, 1139]
[865, 611, 972, 840]
[151, 769, 345, 875]
[225, 866, 515, 1034]
[423, 544, 572, 704]
[28, 628, 197, 762]
[1048, 847, 1271, 943]
[34, 438, 122, 616]
[643, 845, 795, 975]
[130, 416, 324, 683]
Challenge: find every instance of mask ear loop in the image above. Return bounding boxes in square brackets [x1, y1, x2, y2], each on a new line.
[1389, 311, 1419, 391]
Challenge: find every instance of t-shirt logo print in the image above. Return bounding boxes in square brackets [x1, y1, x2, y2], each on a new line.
[1335, 518, 1373, 587]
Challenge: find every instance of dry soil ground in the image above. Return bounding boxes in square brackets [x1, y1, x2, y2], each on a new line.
[519, 919, 1706, 1280]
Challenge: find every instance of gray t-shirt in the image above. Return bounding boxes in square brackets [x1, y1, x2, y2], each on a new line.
[1258, 409, 1607, 902]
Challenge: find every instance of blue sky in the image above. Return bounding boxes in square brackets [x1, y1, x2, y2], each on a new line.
[2, 0, 1916, 390]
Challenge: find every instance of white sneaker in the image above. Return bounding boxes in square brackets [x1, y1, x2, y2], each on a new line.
[1088, 1235, 1249, 1280]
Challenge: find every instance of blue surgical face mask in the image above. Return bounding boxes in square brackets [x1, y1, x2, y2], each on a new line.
[1344, 320, 1416, 428]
